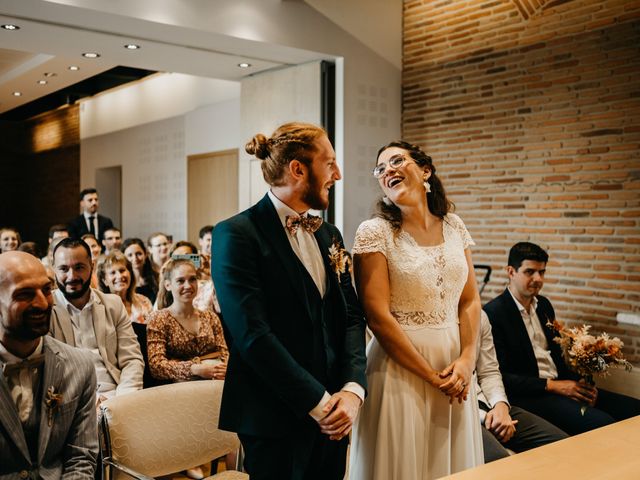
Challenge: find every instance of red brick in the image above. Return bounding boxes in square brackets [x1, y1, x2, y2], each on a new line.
[404, 0, 640, 360]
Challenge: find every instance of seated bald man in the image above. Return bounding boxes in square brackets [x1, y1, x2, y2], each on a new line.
[0, 251, 98, 480]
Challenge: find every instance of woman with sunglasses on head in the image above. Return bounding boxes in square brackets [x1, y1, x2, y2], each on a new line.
[169, 240, 221, 315]
[349, 141, 483, 479]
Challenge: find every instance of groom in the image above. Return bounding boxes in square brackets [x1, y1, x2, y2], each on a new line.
[212, 122, 367, 480]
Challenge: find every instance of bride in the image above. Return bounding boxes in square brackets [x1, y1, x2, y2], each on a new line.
[349, 141, 484, 479]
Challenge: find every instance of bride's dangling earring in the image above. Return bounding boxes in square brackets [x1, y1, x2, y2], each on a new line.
[382, 196, 392, 206]
[423, 177, 431, 193]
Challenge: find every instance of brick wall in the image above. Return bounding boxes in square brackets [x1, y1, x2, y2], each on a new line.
[0, 105, 80, 251]
[403, 0, 640, 361]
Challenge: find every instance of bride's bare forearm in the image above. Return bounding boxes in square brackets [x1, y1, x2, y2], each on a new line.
[457, 301, 480, 360]
[457, 249, 481, 361]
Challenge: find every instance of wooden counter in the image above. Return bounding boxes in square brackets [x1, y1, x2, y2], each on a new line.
[441, 415, 640, 479]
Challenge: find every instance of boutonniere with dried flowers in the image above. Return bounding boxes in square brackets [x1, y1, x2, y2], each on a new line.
[328, 239, 351, 281]
[44, 386, 63, 427]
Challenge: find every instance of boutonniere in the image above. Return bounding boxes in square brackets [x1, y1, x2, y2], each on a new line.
[44, 386, 63, 427]
[328, 238, 351, 281]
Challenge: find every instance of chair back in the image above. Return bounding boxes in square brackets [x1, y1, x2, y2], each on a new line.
[100, 380, 239, 479]
[474, 264, 492, 294]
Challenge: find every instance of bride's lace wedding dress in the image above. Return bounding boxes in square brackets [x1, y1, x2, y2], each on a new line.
[349, 213, 483, 480]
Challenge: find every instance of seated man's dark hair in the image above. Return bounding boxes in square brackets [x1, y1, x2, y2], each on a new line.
[199, 225, 214, 239]
[170, 241, 198, 256]
[52, 237, 92, 264]
[18, 241, 41, 258]
[48, 224, 69, 239]
[508, 242, 549, 270]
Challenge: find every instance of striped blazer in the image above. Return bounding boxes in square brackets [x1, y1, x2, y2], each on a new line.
[0, 336, 98, 480]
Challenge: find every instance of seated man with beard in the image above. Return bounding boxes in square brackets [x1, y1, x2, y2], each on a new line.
[49, 238, 144, 403]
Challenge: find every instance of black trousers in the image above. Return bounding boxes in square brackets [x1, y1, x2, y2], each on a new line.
[512, 388, 640, 436]
[482, 405, 568, 463]
[238, 421, 348, 480]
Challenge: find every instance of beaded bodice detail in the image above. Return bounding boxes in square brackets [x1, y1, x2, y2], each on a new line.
[352, 214, 474, 330]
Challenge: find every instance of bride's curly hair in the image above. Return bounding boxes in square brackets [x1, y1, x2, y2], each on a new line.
[375, 141, 453, 231]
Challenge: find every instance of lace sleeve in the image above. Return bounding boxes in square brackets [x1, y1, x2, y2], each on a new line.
[447, 213, 475, 249]
[352, 218, 389, 256]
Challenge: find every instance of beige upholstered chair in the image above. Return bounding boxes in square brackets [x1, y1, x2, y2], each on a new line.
[99, 380, 247, 480]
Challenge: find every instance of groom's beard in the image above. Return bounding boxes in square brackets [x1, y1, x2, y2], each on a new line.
[301, 168, 330, 211]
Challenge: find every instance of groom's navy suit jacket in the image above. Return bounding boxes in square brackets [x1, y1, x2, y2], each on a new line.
[212, 194, 367, 438]
[483, 289, 577, 400]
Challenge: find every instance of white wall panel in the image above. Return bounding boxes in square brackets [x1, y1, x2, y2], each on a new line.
[81, 115, 187, 241]
[80, 75, 241, 241]
[240, 62, 322, 208]
[185, 98, 241, 156]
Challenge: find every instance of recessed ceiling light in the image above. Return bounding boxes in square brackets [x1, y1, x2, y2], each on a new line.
[37, 80, 47, 85]
[1, 24, 19, 30]
[12, 91, 22, 96]
[124, 44, 140, 50]
[82, 52, 100, 58]
[43, 72, 57, 77]
[68, 65, 80, 71]
[238, 63, 251, 68]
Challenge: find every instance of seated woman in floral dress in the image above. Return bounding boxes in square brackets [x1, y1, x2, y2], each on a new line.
[147, 257, 229, 478]
[146, 257, 228, 382]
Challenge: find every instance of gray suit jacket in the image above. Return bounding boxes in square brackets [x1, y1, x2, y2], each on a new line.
[50, 289, 144, 395]
[0, 336, 98, 480]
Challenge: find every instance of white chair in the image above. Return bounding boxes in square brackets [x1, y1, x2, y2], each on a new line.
[99, 380, 247, 480]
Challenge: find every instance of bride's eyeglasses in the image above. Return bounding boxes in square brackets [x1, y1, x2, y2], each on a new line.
[372, 154, 411, 178]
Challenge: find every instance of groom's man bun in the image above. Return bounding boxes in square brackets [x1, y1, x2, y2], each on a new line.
[245, 122, 327, 187]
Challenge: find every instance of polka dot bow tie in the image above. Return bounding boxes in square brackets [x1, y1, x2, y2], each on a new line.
[285, 214, 323, 235]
